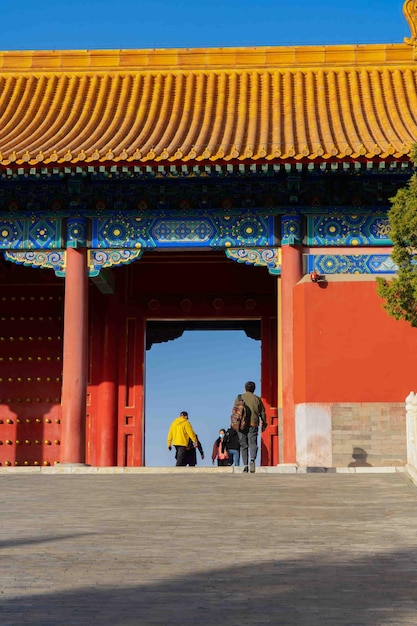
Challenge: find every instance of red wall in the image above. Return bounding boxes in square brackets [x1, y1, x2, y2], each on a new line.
[293, 278, 417, 403]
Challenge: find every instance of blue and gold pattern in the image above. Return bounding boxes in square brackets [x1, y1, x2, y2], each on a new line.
[307, 214, 391, 246]
[66, 218, 88, 248]
[282, 215, 302, 245]
[150, 219, 215, 244]
[0, 220, 23, 248]
[5, 250, 65, 272]
[88, 249, 143, 277]
[307, 254, 396, 275]
[0, 211, 394, 251]
[0, 218, 61, 249]
[4, 249, 145, 277]
[225, 248, 281, 275]
[0, 208, 398, 277]
[92, 211, 274, 249]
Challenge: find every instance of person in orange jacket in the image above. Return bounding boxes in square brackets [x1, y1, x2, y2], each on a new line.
[211, 428, 229, 466]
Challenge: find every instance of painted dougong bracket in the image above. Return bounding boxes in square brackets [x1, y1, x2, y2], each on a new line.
[4, 248, 144, 281]
[88, 249, 144, 294]
[87, 249, 143, 277]
[225, 247, 281, 275]
[4, 250, 65, 273]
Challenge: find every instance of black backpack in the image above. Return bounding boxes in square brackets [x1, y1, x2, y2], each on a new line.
[230, 394, 248, 431]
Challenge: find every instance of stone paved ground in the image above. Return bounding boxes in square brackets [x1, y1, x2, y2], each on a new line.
[0, 472, 417, 625]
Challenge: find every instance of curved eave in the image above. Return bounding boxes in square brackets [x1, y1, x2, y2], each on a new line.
[0, 44, 415, 168]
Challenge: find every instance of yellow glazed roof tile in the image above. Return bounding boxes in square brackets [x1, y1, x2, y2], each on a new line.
[0, 43, 416, 166]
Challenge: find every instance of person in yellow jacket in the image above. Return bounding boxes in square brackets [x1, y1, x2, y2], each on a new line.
[167, 411, 198, 466]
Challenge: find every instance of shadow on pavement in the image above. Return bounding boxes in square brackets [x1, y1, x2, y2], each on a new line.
[0, 532, 97, 550]
[1, 548, 416, 625]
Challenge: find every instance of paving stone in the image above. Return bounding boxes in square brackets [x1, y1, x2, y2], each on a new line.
[0, 472, 416, 625]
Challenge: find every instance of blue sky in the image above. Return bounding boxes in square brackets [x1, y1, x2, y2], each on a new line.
[1, 1, 407, 50]
[145, 332, 261, 467]
[3, 0, 407, 465]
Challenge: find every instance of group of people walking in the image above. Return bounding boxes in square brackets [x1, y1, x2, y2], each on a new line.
[211, 428, 240, 466]
[166, 381, 268, 473]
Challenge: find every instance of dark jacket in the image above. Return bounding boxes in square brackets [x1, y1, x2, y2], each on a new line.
[225, 427, 240, 451]
[184, 436, 204, 465]
[186, 436, 204, 457]
[234, 391, 267, 428]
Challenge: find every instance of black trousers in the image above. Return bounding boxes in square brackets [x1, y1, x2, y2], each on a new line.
[175, 445, 188, 466]
[184, 449, 197, 466]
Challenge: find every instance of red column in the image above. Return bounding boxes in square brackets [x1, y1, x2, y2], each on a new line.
[96, 303, 118, 466]
[281, 244, 303, 463]
[261, 316, 279, 466]
[117, 315, 145, 466]
[60, 248, 88, 464]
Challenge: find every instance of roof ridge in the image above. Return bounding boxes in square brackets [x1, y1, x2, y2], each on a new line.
[0, 43, 413, 72]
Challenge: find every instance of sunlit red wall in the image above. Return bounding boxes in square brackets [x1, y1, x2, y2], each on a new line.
[293, 277, 417, 404]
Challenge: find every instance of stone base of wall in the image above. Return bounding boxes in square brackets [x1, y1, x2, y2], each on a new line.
[294, 402, 406, 467]
[332, 402, 406, 467]
[295, 403, 332, 467]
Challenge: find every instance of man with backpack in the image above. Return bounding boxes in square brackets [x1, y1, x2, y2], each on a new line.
[232, 381, 267, 473]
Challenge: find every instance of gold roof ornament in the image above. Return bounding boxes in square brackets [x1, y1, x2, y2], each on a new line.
[404, 0, 417, 51]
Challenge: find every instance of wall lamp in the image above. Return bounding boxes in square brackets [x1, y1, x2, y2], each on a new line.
[310, 271, 326, 284]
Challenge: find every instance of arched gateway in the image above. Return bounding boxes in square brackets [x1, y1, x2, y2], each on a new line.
[1, 2, 417, 468]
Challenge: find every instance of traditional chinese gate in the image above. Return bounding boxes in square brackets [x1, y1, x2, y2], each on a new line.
[3, 15, 417, 469]
[86, 251, 279, 467]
